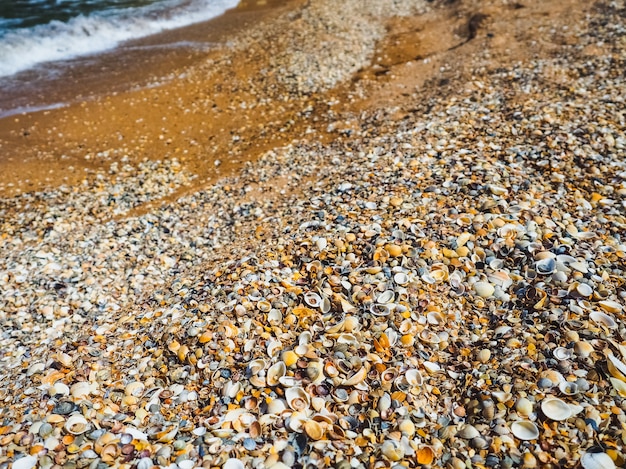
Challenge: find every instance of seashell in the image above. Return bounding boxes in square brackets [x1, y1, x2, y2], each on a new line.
[589, 311, 616, 329]
[342, 367, 367, 386]
[381, 440, 404, 462]
[473, 281, 495, 298]
[559, 381, 579, 396]
[304, 420, 324, 440]
[248, 359, 267, 375]
[282, 350, 299, 368]
[285, 387, 310, 411]
[222, 381, 241, 399]
[574, 341, 594, 357]
[423, 361, 442, 374]
[492, 391, 512, 403]
[398, 419, 416, 438]
[306, 361, 324, 384]
[376, 290, 395, 304]
[430, 265, 449, 283]
[575, 283, 593, 297]
[536, 257, 557, 275]
[380, 367, 398, 385]
[370, 303, 392, 316]
[426, 311, 445, 325]
[267, 340, 283, 358]
[394, 272, 409, 286]
[609, 378, 626, 397]
[257, 300, 271, 312]
[570, 261, 589, 273]
[223, 459, 245, 469]
[515, 397, 533, 417]
[607, 354, 626, 382]
[419, 330, 441, 345]
[12, 456, 38, 469]
[50, 382, 70, 397]
[599, 300, 622, 313]
[541, 397, 571, 421]
[267, 362, 287, 386]
[416, 446, 435, 465]
[580, 452, 616, 469]
[510, 421, 539, 441]
[125, 381, 145, 397]
[268, 309, 283, 325]
[304, 292, 322, 308]
[406, 369, 422, 387]
[553, 347, 572, 360]
[70, 382, 92, 399]
[65, 415, 90, 435]
[457, 424, 480, 439]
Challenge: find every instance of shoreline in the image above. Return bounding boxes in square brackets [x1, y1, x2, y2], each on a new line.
[0, 0, 625, 467]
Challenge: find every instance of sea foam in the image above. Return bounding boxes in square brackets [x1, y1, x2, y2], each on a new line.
[0, 0, 238, 78]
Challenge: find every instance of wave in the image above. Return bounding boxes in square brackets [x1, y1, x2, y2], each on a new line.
[0, 0, 239, 77]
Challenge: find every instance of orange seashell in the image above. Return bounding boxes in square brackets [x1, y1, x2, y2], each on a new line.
[417, 446, 435, 465]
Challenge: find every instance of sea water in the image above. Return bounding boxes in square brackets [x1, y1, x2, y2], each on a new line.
[0, 0, 239, 78]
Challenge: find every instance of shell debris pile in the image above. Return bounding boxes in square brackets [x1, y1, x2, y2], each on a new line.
[1, 1, 626, 469]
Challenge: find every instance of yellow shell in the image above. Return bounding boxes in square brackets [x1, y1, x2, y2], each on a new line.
[417, 446, 435, 465]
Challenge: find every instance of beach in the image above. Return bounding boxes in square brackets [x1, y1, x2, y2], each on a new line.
[0, 0, 625, 468]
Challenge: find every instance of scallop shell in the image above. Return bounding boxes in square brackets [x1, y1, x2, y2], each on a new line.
[65, 415, 90, 435]
[580, 452, 616, 469]
[541, 397, 571, 421]
[267, 361, 287, 386]
[590, 311, 617, 329]
[510, 421, 539, 441]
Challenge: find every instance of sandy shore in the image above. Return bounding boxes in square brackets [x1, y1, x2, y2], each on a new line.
[0, 0, 625, 468]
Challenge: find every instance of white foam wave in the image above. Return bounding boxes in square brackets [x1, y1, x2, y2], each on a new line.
[0, 0, 239, 77]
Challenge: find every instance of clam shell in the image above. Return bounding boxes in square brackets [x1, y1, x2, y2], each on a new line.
[12, 456, 38, 469]
[416, 446, 435, 465]
[457, 424, 480, 439]
[541, 397, 571, 421]
[394, 272, 409, 285]
[599, 300, 622, 313]
[607, 354, 626, 381]
[285, 387, 310, 411]
[304, 291, 322, 308]
[342, 367, 366, 386]
[405, 369, 423, 387]
[559, 381, 579, 396]
[376, 290, 395, 304]
[553, 347, 572, 360]
[125, 381, 145, 397]
[536, 257, 556, 275]
[473, 281, 495, 298]
[575, 283, 593, 297]
[510, 421, 539, 441]
[70, 382, 92, 399]
[589, 311, 616, 329]
[304, 420, 324, 440]
[580, 452, 616, 469]
[65, 415, 90, 435]
[223, 459, 245, 469]
[267, 361, 287, 386]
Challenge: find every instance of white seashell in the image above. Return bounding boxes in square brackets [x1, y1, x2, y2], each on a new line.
[553, 347, 572, 360]
[50, 382, 70, 397]
[607, 354, 626, 381]
[457, 424, 480, 439]
[285, 387, 310, 411]
[599, 300, 623, 313]
[473, 281, 495, 298]
[575, 283, 593, 297]
[394, 272, 409, 286]
[65, 415, 90, 435]
[267, 362, 286, 386]
[535, 257, 556, 275]
[26, 363, 45, 376]
[558, 381, 579, 396]
[510, 421, 539, 441]
[178, 461, 195, 469]
[580, 452, 616, 469]
[515, 397, 533, 417]
[12, 456, 38, 469]
[223, 458, 245, 469]
[268, 309, 282, 325]
[370, 303, 392, 316]
[609, 378, 626, 397]
[304, 292, 322, 308]
[589, 311, 616, 329]
[423, 361, 442, 374]
[406, 369, 423, 387]
[426, 311, 445, 325]
[570, 261, 589, 273]
[70, 382, 91, 399]
[125, 381, 145, 397]
[222, 381, 241, 399]
[541, 397, 571, 421]
[267, 340, 283, 358]
[248, 359, 267, 375]
[343, 367, 367, 386]
[376, 290, 395, 304]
